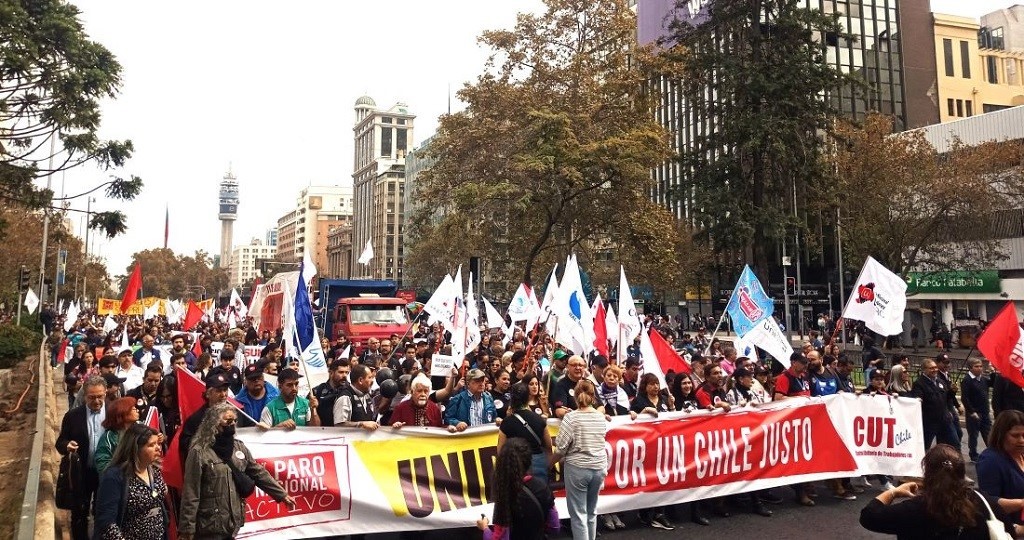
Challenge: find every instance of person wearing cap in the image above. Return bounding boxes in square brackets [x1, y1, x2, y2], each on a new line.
[235, 363, 279, 427]
[334, 364, 380, 431]
[260, 368, 319, 429]
[209, 348, 243, 394]
[113, 348, 144, 394]
[935, 353, 964, 444]
[177, 372, 232, 466]
[170, 333, 197, 369]
[544, 349, 569, 389]
[100, 372, 127, 402]
[445, 368, 497, 431]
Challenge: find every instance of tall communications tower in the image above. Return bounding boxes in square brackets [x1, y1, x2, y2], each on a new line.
[218, 167, 239, 267]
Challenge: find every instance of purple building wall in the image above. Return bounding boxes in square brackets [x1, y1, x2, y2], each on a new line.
[637, 0, 710, 46]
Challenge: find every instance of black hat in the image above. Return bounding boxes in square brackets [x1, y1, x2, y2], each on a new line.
[243, 364, 264, 381]
[277, 367, 302, 382]
[97, 356, 118, 369]
[101, 372, 127, 387]
[204, 373, 231, 390]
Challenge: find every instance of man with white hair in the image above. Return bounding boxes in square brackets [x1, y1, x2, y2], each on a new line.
[388, 374, 444, 428]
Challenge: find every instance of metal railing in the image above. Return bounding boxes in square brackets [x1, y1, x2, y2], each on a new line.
[16, 338, 50, 540]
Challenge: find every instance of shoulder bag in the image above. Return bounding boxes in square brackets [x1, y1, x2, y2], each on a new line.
[974, 490, 1013, 540]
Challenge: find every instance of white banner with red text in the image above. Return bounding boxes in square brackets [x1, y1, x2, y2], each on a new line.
[233, 393, 923, 539]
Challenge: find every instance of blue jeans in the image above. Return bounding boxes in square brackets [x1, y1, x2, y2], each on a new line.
[564, 465, 605, 540]
[530, 452, 549, 484]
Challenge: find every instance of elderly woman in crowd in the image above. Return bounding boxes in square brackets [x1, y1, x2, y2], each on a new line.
[179, 402, 295, 540]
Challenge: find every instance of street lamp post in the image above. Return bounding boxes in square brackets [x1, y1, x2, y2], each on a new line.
[82, 196, 96, 301]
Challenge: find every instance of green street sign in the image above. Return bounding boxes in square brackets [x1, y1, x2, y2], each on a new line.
[905, 270, 1000, 294]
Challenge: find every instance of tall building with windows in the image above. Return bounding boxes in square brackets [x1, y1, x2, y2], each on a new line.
[274, 186, 353, 275]
[230, 239, 276, 288]
[934, 10, 1024, 123]
[351, 96, 414, 285]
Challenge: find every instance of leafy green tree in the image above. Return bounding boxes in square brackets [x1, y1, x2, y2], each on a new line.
[661, 0, 851, 276]
[406, 0, 682, 292]
[118, 249, 229, 300]
[1, 0, 141, 237]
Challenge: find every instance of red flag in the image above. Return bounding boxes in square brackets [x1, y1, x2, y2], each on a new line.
[649, 328, 691, 375]
[57, 339, 69, 363]
[978, 302, 1024, 390]
[120, 264, 143, 314]
[163, 366, 206, 488]
[592, 298, 609, 358]
[144, 407, 161, 431]
[182, 300, 204, 331]
[191, 335, 202, 358]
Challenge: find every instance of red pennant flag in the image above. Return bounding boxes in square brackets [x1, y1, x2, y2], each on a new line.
[649, 327, 691, 375]
[593, 299, 609, 359]
[182, 300, 204, 331]
[144, 406, 161, 431]
[191, 335, 202, 358]
[163, 366, 206, 488]
[978, 302, 1024, 390]
[57, 339, 69, 363]
[120, 264, 143, 314]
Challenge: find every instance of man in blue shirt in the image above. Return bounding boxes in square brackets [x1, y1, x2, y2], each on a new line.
[235, 364, 278, 427]
[444, 368, 496, 431]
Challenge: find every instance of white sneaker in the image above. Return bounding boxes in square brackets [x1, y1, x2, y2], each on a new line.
[882, 481, 896, 491]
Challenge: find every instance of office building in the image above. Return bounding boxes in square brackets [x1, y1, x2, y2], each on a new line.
[229, 239, 276, 288]
[274, 186, 354, 276]
[352, 96, 414, 285]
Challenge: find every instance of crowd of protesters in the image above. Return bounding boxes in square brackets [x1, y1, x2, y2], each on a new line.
[43, 300, 1022, 540]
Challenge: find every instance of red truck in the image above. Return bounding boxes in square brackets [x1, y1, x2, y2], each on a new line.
[330, 295, 412, 354]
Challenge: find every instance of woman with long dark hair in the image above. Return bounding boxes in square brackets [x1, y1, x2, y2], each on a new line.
[94, 424, 168, 540]
[520, 374, 550, 419]
[477, 438, 557, 540]
[860, 444, 1024, 538]
[498, 383, 553, 482]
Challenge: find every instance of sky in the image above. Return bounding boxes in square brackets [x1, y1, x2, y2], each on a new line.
[55, 0, 1018, 279]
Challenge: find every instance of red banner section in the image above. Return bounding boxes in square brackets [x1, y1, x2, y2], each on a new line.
[597, 403, 857, 496]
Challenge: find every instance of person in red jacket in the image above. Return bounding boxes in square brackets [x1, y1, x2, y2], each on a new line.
[390, 374, 443, 428]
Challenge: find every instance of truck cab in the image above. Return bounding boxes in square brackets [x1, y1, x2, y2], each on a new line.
[331, 295, 411, 354]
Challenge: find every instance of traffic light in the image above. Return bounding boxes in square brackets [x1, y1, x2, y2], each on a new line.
[786, 277, 796, 295]
[18, 266, 29, 292]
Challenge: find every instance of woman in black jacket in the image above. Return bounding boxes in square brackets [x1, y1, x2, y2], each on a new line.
[477, 438, 557, 540]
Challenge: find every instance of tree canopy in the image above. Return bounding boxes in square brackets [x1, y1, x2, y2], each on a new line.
[119, 249, 229, 300]
[1, 0, 141, 237]
[406, 0, 683, 293]
[822, 114, 1024, 275]
[661, 0, 851, 275]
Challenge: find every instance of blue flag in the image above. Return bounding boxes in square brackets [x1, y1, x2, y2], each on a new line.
[293, 261, 327, 369]
[725, 265, 774, 337]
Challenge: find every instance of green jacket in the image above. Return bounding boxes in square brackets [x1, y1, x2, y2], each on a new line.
[179, 440, 288, 538]
[94, 429, 120, 475]
[265, 396, 310, 427]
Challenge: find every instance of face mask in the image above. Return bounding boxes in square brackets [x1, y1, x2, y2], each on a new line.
[219, 424, 236, 437]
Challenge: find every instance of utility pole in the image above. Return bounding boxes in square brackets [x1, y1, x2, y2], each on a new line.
[782, 245, 792, 341]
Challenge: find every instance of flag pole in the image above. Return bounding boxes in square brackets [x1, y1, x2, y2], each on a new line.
[830, 257, 870, 347]
[705, 286, 737, 356]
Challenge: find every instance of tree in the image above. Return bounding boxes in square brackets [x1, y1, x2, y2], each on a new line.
[822, 114, 1024, 275]
[1, 0, 141, 237]
[406, 0, 682, 293]
[661, 0, 851, 276]
[118, 249, 229, 300]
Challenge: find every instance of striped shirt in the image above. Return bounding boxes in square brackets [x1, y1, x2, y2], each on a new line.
[555, 408, 608, 470]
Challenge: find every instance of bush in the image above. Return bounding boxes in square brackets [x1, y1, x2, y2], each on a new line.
[0, 324, 38, 369]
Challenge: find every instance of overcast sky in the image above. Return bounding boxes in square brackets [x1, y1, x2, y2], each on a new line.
[56, 0, 1017, 280]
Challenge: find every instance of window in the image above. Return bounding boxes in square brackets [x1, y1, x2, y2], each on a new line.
[381, 128, 392, 157]
[966, 101, 973, 116]
[987, 56, 999, 83]
[993, 27, 1005, 50]
[955, 99, 963, 117]
[396, 129, 407, 153]
[984, 103, 1011, 113]
[960, 41, 971, 78]
[942, 39, 954, 76]
[947, 98, 955, 117]
[381, 116, 393, 124]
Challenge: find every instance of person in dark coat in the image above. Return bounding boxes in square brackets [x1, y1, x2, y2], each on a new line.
[962, 359, 993, 462]
[910, 359, 959, 451]
[55, 376, 109, 540]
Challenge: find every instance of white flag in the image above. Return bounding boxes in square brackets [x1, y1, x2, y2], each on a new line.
[553, 255, 593, 355]
[842, 256, 908, 336]
[450, 266, 469, 359]
[357, 240, 374, 265]
[423, 273, 457, 330]
[23, 288, 39, 315]
[465, 273, 481, 353]
[229, 288, 249, 319]
[103, 315, 118, 334]
[143, 301, 160, 321]
[339, 345, 351, 359]
[745, 316, 794, 367]
[638, 328, 667, 389]
[605, 305, 619, 346]
[538, 265, 560, 335]
[57, 299, 64, 316]
[507, 283, 540, 324]
[120, 327, 130, 352]
[63, 300, 80, 332]
[617, 266, 642, 363]
[482, 297, 505, 330]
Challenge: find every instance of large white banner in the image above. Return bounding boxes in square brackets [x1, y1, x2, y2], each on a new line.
[230, 394, 923, 539]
